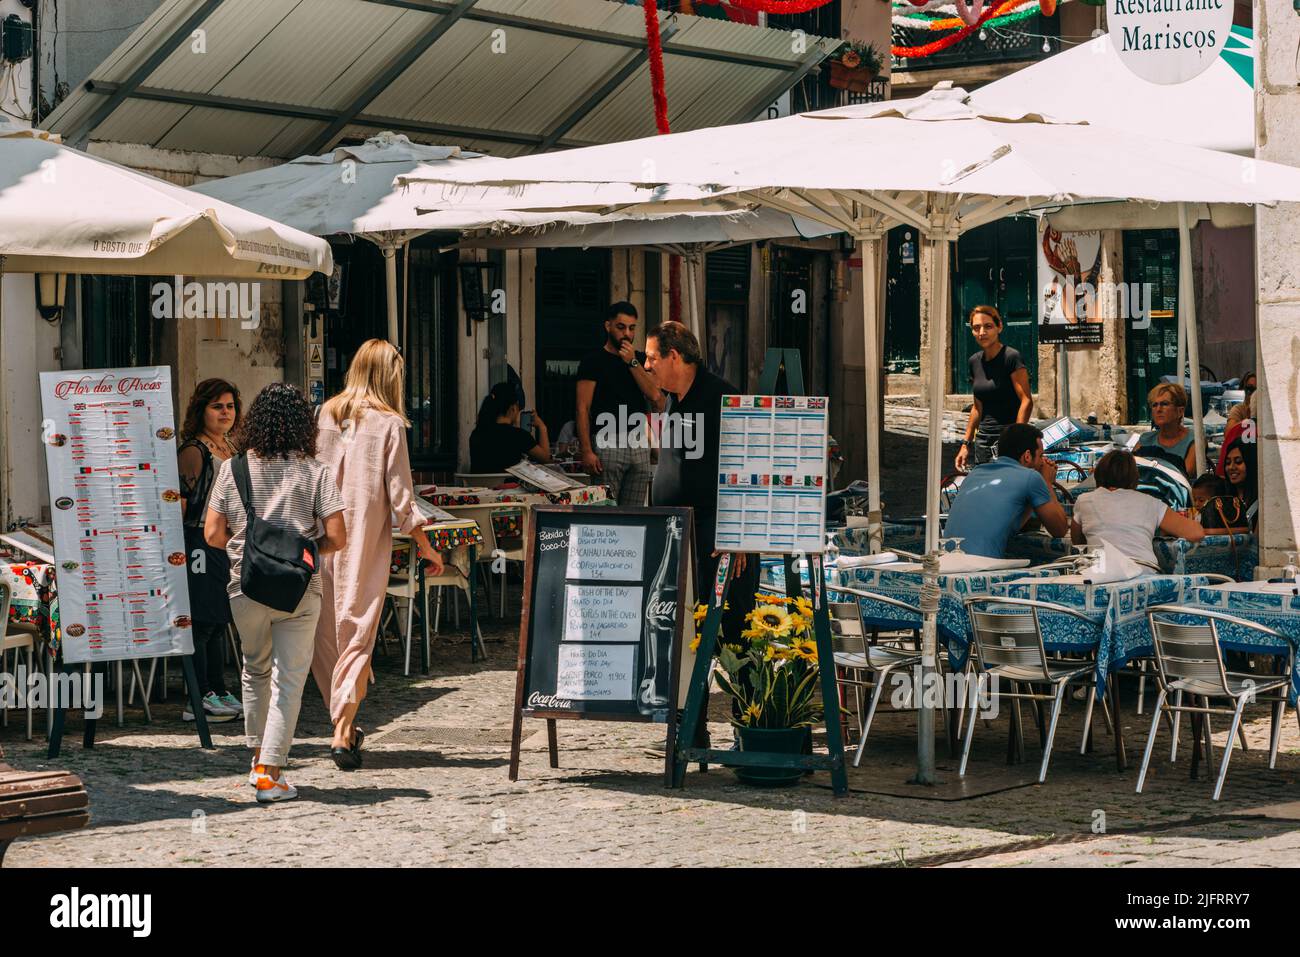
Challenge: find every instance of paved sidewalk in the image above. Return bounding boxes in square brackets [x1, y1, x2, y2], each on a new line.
[4, 620, 1300, 868]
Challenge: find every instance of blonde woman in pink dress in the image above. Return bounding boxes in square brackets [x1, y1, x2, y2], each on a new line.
[311, 339, 444, 770]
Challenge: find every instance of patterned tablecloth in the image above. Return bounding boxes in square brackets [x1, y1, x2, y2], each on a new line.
[835, 525, 1257, 581]
[390, 519, 485, 578]
[1, 562, 60, 655]
[1167, 582, 1300, 701]
[990, 574, 1222, 697]
[832, 563, 1062, 670]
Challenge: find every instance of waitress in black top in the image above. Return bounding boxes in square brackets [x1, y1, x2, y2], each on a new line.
[954, 304, 1034, 471]
[468, 381, 552, 473]
[177, 378, 242, 720]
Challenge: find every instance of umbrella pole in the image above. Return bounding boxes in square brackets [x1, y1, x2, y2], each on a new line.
[917, 232, 951, 786]
[858, 235, 884, 554]
[1178, 204, 1207, 475]
[1057, 344, 1071, 419]
[382, 245, 399, 344]
[686, 252, 701, 340]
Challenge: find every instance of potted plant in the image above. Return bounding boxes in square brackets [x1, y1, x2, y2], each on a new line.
[694, 593, 824, 786]
[827, 40, 883, 93]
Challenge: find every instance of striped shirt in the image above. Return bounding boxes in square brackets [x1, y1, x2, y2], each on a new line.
[208, 452, 345, 599]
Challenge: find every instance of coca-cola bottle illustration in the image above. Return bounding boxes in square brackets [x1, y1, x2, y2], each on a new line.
[638, 516, 681, 714]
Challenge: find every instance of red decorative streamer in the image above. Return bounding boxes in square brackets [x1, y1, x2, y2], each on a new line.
[723, 0, 839, 12]
[892, 0, 1004, 58]
[642, 0, 671, 136]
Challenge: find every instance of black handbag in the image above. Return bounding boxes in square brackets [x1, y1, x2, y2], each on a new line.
[230, 454, 318, 613]
[1200, 495, 1246, 531]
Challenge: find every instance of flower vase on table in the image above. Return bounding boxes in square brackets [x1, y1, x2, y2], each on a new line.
[698, 593, 824, 786]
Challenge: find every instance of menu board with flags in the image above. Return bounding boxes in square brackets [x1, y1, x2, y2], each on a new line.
[714, 395, 829, 554]
[39, 366, 193, 664]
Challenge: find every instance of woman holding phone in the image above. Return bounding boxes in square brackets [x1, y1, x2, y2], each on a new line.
[468, 381, 552, 473]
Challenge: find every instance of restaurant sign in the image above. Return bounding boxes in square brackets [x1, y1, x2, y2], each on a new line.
[1109, 0, 1233, 85]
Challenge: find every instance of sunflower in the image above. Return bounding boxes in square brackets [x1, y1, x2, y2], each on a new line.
[789, 613, 813, 634]
[748, 604, 796, 638]
[742, 703, 763, 725]
[693, 604, 708, 626]
[794, 596, 813, 618]
[789, 637, 818, 663]
[755, 593, 793, 606]
[689, 635, 701, 653]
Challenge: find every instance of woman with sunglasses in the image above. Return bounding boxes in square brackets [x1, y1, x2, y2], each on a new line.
[1136, 382, 1196, 478]
[954, 304, 1033, 471]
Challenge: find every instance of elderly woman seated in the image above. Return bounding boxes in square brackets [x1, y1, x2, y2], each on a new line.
[1070, 449, 1205, 571]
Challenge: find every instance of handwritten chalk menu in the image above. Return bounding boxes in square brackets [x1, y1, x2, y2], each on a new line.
[715, 395, 829, 554]
[515, 507, 692, 721]
[39, 367, 193, 664]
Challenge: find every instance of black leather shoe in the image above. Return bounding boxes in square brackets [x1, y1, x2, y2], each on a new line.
[330, 746, 361, 770]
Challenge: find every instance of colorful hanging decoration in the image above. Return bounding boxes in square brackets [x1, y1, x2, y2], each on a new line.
[723, 0, 840, 12]
[891, 0, 1069, 59]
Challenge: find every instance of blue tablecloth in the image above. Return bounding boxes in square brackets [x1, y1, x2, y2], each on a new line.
[990, 574, 1221, 698]
[833, 564, 1061, 669]
[1172, 583, 1300, 702]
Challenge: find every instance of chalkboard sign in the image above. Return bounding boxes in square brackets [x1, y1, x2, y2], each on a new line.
[509, 507, 693, 780]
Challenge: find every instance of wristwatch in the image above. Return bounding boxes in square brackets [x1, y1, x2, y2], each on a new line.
[628, 356, 641, 369]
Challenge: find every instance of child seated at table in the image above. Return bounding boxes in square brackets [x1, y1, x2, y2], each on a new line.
[1191, 472, 1228, 515]
[943, 423, 1070, 558]
[1071, 450, 1205, 571]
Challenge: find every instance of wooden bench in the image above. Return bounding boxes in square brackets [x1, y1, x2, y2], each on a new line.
[0, 746, 89, 866]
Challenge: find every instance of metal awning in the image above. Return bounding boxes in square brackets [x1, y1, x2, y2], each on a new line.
[44, 0, 836, 158]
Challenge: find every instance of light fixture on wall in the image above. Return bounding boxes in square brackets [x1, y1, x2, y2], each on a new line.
[458, 260, 501, 336]
[34, 273, 67, 322]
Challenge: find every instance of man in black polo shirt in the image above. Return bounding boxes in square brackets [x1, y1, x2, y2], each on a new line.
[645, 321, 758, 644]
[575, 301, 664, 506]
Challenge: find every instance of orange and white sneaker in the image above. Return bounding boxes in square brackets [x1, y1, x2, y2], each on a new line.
[253, 765, 298, 804]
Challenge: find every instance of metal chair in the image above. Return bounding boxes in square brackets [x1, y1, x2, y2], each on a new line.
[1136, 574, 1236, 716]
[384, 542, 478, 675]
[1138, 605, 1292, 801]
[452, 472, 514, 488]
[0, 584, 35, 740]
[961, 596, 1107, 783]
[824, 586, 923, 767]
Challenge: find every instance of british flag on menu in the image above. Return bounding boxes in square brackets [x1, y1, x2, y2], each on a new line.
[715, 395, 829, 555]
[39, 367, 193, 664]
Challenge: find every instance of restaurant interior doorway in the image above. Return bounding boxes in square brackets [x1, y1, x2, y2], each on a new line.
[533, 247, 612, 435]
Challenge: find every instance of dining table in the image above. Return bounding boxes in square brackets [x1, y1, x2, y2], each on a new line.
[989, 572, 1225, 770]
[391, 516, 486, 669]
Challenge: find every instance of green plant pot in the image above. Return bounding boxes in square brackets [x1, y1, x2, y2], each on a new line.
[734, 726, 807, 787]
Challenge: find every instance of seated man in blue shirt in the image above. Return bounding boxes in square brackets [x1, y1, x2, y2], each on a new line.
[944, 423, 1070, 558]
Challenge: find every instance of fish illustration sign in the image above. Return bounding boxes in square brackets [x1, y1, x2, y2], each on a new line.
[1109, 0, 1234, 84]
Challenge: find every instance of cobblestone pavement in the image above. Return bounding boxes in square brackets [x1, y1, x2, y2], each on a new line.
[5, 615, 1300, 868]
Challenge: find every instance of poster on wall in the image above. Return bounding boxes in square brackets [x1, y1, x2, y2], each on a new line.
[1038, 224, 1105, 345]
[39, 367, 194, 665]
[715, 395, 829, 554]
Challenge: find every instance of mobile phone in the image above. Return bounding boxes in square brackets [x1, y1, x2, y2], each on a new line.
[520, 410, 534, 432]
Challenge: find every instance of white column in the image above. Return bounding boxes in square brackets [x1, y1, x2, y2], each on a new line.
[1178, 204, 1206, 475]
[858, 235, 884, 554]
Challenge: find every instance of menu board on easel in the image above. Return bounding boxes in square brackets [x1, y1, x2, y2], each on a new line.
[39, 367, 193, 664]
[714, 395, 829, 554]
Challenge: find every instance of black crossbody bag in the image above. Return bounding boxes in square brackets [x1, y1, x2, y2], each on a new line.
[231, 454, 318, 613]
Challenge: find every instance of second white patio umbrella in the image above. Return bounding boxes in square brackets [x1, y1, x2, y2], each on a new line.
[396, 83, 1300, 783]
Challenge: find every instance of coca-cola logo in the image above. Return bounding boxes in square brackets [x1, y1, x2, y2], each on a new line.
[645, 599, 677, 622]
[528, 692, 573, 710]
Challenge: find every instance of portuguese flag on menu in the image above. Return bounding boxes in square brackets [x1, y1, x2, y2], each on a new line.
[723, 396, 741, 407]
[753, 397, 772, 408]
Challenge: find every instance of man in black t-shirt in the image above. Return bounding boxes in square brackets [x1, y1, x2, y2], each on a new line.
[645, 321, 758, 647]
[575, 301, 665, 506]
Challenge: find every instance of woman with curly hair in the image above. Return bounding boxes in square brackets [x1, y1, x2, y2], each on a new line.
[177, 378, 242, 722]
[311, 339, 444, 770]
[206, 383, 347, 803]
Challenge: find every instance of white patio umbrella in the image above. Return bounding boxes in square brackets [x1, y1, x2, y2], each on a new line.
[974, 29, 1256, 457]
[444, 206, 837, 339]
[194, 132, 748, 343]
[395, 83, 1300, 783]
[0, 125, 334, 530]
